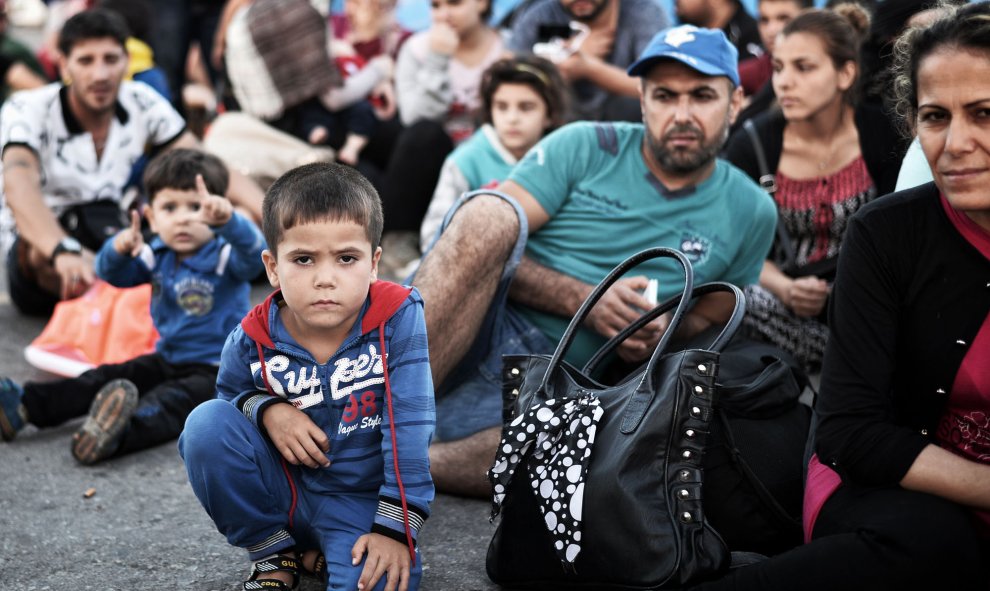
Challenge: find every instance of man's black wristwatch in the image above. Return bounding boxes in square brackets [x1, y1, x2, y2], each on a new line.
[50, 236, 82, 264]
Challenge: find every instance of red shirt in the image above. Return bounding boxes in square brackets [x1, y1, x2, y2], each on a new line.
[936, 194, 990, 532]
[739, 53, 771, 96]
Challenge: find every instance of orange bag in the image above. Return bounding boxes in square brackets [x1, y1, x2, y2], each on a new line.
[24, 280, 160, 377]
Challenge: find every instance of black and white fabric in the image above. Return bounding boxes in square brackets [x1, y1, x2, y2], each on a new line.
[489, 393, 604, 566]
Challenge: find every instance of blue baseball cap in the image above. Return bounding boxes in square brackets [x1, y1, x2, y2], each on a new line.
[627, 25, 740, 87]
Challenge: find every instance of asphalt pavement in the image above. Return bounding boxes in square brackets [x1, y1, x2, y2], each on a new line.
[0, 286, 501, 591]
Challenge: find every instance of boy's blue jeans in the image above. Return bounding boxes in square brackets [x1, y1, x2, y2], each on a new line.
[179, 400, 422, 591]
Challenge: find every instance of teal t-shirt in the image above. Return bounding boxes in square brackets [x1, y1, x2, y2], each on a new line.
[508, 121, 777, 364]
[451, 124, 515, 190]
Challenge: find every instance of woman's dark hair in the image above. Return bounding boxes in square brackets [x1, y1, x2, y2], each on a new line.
[480, 55, 569, 131]
[58, 8, 130, 57]
[892, 1, 990, 136]
[780, 4, 871, 103]
[858, 0, 965, 106]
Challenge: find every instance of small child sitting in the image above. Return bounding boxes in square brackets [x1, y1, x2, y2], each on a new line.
[0, 149, 267, 464]
[179, 162, 435, 590]
[296, 49, 389, 167]
[419, 55, 567, 250]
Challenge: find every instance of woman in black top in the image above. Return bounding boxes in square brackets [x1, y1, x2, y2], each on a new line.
[694, 3, 990, 589]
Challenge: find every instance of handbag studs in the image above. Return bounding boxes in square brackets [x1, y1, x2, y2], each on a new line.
[690, 406, 703, 418]
[685, 429, 696, 439]
[697, 364, 707, 374]
[678, 489, 691, 500]
[680, 511, 694, 523]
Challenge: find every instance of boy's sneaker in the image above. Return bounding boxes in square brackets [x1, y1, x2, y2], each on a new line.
[0, 377, 26, 441]
[71, 379, 138, 465]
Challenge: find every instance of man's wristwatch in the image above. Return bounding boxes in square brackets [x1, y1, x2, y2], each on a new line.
[50, 236, 82, 264]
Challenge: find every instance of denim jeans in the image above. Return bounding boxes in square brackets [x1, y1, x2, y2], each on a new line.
[415, 190, 555, 442]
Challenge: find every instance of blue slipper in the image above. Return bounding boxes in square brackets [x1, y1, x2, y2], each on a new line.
[0, 376, 25, 441]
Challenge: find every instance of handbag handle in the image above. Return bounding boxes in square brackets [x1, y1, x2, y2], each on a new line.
[537, 248, 694, 398]
[581, 282, 746, 376]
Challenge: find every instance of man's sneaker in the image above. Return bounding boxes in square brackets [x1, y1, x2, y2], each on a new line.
[71, 379, 138, 465]
[0, 377, 26, 441]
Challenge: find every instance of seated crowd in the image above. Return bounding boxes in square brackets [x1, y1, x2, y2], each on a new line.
[1, 0, 989, 589]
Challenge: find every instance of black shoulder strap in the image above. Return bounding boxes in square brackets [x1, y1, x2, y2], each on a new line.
[743, 119, 799, 270]
[742, 118, 777, 195]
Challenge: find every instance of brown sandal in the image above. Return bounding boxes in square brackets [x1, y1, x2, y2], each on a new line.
[300, 551, 327, 585]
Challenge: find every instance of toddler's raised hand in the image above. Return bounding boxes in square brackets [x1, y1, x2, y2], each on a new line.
[196, 174, 233, 227]
[113, 208, 145, 257]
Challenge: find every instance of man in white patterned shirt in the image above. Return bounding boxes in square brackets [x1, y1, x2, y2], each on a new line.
[0, 8, 264, 316]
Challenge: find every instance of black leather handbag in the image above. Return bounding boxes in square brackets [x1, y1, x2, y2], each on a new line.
[487, 248, 744, 589]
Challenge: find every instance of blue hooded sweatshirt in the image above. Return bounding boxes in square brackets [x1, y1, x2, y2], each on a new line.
[95, 211, 266, 365]
[218, 282, 436, 554]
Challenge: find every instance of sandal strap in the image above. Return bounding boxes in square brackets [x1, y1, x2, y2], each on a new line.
[243, 581, 293, 591]
[302, 552, 327, 584]
[246, 553, 300, 590]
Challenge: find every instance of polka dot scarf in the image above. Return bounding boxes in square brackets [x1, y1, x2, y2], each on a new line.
[488, 392, 604, 567]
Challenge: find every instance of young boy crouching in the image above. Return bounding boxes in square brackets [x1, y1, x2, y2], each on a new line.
[179, 162, 435, 591]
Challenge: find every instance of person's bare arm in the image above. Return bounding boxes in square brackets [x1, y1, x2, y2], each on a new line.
[166, 131, 264, 223]
[901, 444, 990, 511]
[671, 290, 735, 339]
[511, 253, 661, 361]
[500, 180, 661, 361]
[500, 179, 734, 358]
[3, 145, 64, 258]
[5, 63, 46, 92]
[557, 52, 639, 97]
[759, 260, 829, 318]
[3, 145, 97, 296]
[498, 181, 590, 316]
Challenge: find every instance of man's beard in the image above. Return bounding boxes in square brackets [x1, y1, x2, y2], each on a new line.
[645, 119, 730, 175]
[563, 0, 608, 22]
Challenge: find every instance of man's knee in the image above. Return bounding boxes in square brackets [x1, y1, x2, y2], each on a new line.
[439, 194, 522, 255]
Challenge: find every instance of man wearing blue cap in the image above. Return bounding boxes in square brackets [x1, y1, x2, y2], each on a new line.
[412, 25, 777, 496]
